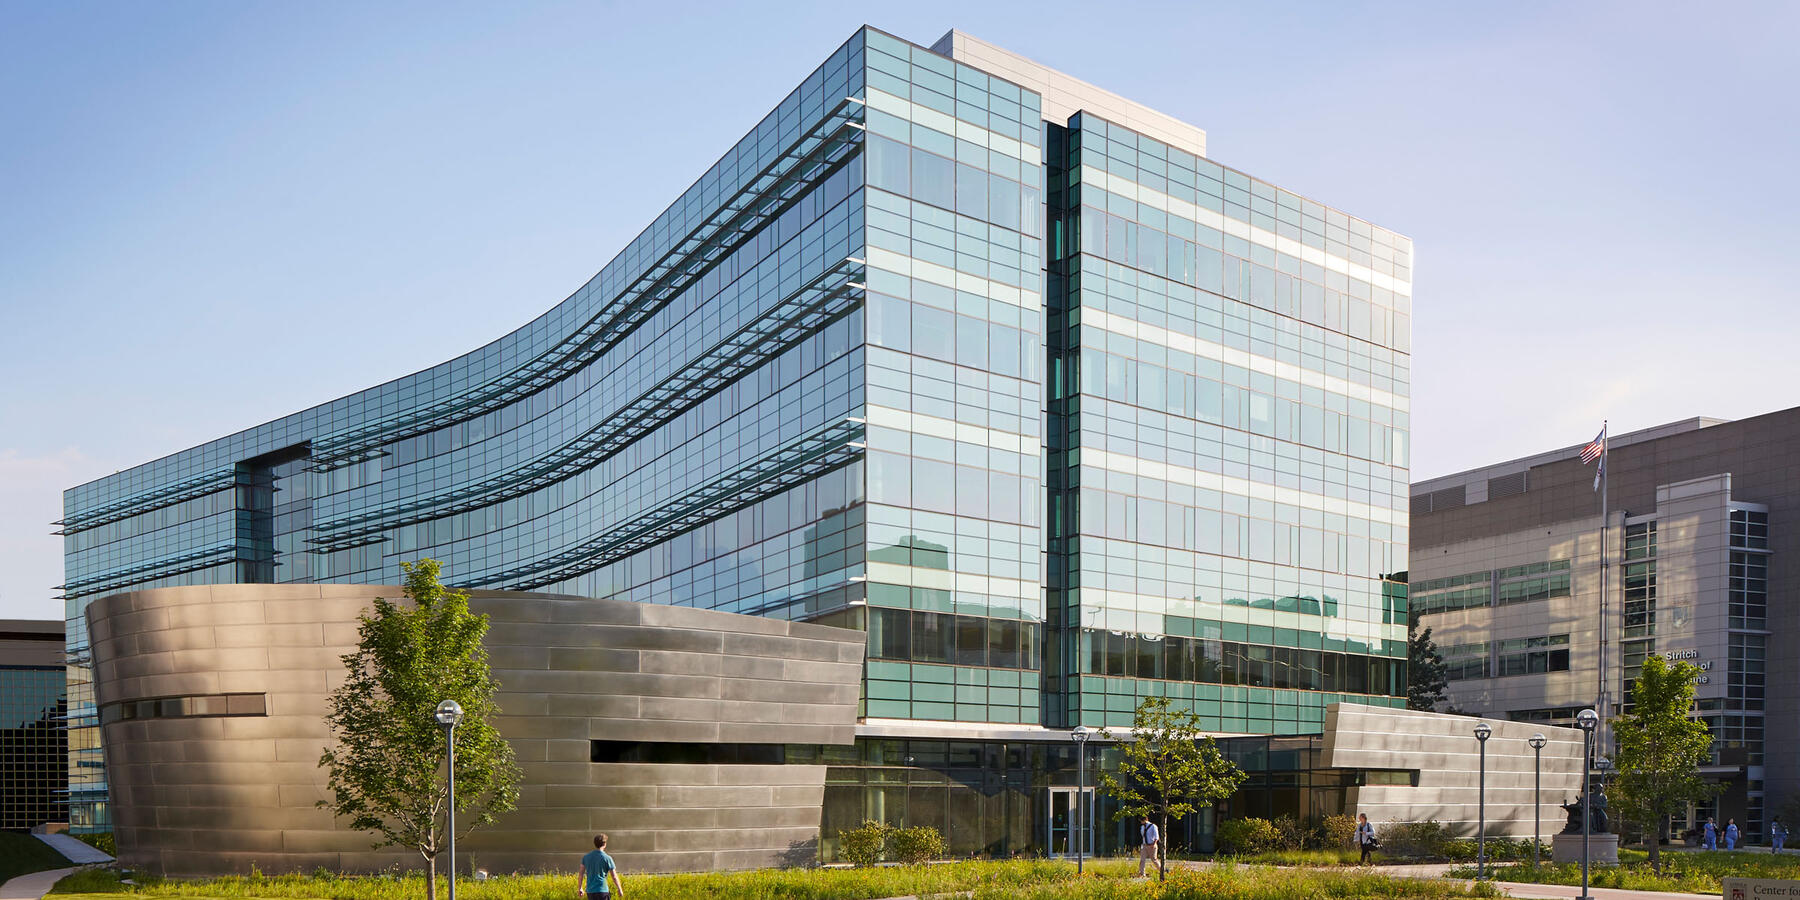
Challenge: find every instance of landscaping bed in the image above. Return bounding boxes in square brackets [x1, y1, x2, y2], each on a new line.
[48, 858, 1502, 900]
[1446, 848, 1800, 895]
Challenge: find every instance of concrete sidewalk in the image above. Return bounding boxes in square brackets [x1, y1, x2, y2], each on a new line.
[1487, 880, 1708, 900]
[0, 868, 77, 900]
[32, 834, 111, 865]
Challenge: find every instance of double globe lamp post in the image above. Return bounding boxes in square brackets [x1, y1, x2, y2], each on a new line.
[435, 700, 464, 900]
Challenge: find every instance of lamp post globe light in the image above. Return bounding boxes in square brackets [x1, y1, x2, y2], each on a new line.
[435, 700, 464, 900]
[1575, 708, 1599, 900]
[1071, 726, 1091, 874]
[1528, 733, 1548, 868]
[1473, 721, 1492, 879]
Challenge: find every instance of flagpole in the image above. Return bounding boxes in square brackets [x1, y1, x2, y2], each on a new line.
[1597, 420, 1609, 755]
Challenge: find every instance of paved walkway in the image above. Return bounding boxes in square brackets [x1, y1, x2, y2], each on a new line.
[32, 834, 112, 865]
[1484, 881, 1710, 900]
[0, 868, 77, 900]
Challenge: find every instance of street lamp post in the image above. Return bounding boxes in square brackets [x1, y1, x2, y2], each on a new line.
[1473, 721, 1492, 879]
[1528, 733, 1548, 868]
[1072, 726, 1091, 874]
[1576, 708, 1599, 900]
[435, 700, 464, 900]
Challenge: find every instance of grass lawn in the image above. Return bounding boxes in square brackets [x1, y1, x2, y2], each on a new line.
[48, 858, 1503, 900]
[0, 831, 76, 885]
[1448, 848, 1800, 895]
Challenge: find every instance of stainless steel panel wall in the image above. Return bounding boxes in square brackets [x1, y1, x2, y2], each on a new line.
[88, 585, 864, 876]
[1324, 703, 1584, 838]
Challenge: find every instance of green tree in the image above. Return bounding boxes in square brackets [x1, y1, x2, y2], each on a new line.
[1605, 655, 1718, 874]
[1098, 696, 1247, 881]
[319, 560, 520, 899]
[1407, 624, 1449, 711]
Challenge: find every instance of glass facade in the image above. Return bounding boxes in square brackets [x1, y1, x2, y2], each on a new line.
[0, 666, 68, 831]
[62, 26, 1409, 840]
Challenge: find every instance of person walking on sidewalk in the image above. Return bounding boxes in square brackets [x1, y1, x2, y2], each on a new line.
[1704, 817, 1718, 850]
[1772, 816, 1787, 853]
[1355, 813, 1377, 864]
[1137, 815, 1160, 877]
[1726, 819, 1740, 850]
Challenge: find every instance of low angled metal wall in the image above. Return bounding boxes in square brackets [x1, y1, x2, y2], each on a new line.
[1324, 703, 1584, 838]
[87, 585, 863, 876]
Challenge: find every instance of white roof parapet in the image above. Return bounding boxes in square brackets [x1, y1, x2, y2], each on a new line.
[930, 29, 1208, 158]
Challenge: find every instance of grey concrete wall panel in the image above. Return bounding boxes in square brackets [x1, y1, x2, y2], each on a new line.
[87, 584, 864, 877]
[1324, 704, 1583, 838]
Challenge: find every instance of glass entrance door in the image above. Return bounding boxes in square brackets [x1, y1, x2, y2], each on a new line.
[1048, 787, 1094, 857]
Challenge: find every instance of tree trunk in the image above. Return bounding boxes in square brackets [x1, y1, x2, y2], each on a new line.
[1647, 816, 1661, 874]
[1158, 813, 1169, 881]
[425, 854, 437, 900]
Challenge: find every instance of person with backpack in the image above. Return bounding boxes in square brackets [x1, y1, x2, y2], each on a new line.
[1355, 813, 1378, 864]
[1772, 816, 1787, 853]
[1137, 815, 1161, 877]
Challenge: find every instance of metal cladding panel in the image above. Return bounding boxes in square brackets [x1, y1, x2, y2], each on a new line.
[87, 584, 864, 876]
[1323, 703, 1584, 839]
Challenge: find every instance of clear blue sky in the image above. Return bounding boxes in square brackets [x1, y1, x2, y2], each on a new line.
[3, 1, 1797, 620]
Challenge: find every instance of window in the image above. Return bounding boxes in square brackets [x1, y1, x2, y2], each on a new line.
[1623, 561, 1656, 638]
[1730, 551, 1768, 629]
[1730, 509, 1769, 550]
[1495, 634, 1570, 676]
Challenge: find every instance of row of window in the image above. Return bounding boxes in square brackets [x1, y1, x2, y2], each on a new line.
[99, 692, 267, 724]
[1074, 204, 1406, 353]
[1077, 629, 1403, 695]
[1074, 349, 1406, 468]
[868, 608, 1043, 671]
[1444, 634, 1571, 681]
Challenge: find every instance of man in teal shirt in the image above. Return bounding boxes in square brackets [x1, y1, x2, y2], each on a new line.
[576, 834, 624, 900]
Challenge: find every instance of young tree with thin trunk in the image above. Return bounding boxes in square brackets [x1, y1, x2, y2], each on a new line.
[1098, 696, 1247, 881]
[1606, 655, 1718, 874]
[319, 560, 519, 899]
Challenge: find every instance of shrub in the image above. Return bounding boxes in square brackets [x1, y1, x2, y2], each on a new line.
[1378, 821, 1452, 859]
[72, 832, 116, 856]
[838, 820, 891, 867]
[1317, 814, 1358, 850]
[1217, 817, 1283, 855]
[889, 826, 947, 865]
[1271, 815, 1305, 851]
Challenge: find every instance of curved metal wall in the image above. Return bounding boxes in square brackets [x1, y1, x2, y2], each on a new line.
[87, 585, 863, 876]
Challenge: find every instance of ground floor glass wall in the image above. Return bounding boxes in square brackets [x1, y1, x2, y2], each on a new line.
[813, 735, 1362, 861]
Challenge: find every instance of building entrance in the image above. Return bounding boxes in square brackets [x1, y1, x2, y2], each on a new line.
[1048, 786, 1094, 857]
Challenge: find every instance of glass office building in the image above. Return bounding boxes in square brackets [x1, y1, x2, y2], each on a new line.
[1, 622, 69, 832]
[64, 27, 1411, 851]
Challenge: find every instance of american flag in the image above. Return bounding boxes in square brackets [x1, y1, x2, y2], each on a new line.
[1580, 426, 1606, 464]
[1581, 425, 1606, 491]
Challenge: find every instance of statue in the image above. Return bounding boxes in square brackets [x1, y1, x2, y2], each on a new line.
[1560, 783, 1609, 834]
